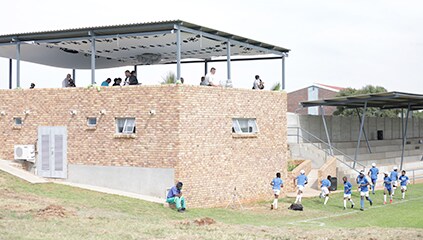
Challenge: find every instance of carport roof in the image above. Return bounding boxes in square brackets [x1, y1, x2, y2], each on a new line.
[301, 91, 423, 110]
[0, 20, 290, 69]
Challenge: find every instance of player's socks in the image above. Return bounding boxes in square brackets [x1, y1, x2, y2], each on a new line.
[350, 199, 355, 208]
[295, 195, 300, 204]
[384, 194, 387, 203]
[402, 192, 405, 199]
[273, 199, 278, 209]
[343, 200, 347, 208]
[324, 196, 329, 205]
[360, 199, 364, 209]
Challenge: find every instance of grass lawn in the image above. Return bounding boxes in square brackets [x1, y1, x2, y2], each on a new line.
[0, 170, 422, 240]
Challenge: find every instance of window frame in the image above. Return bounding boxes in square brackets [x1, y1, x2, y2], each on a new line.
[232, 118, 258, 134]
[115, 118, 136, 134]
[87, 117, 97, 127]
[14, 117, 23, 126]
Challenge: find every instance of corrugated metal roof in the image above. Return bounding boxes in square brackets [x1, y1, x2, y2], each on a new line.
[301, 91, 423, 110]
[0, 20, 289, 53]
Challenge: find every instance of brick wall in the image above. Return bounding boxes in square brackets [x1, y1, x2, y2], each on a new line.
[317, 157, 337, 182]
[0, 85, 288, 208]
[285, 160, 312, 193]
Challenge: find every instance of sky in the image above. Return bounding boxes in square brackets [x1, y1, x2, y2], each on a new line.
[0, 0, 422, 92]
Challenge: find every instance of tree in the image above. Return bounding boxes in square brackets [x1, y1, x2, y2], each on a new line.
[333, 85, 400, 117]
[161, 71, 176, 84]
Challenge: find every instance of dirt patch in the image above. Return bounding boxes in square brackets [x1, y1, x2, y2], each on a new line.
[193, 217, 216, 226]
[36, 205, 74, 218]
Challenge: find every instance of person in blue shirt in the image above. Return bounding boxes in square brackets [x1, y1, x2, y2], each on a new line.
[390, 167, 399, 196]
[166, 182, 186, 212]
[383, 172, 393, 204]
[294, 169, 308, 204]
[342, 176, 355, 210]
[320, 175, 332, 205]
[101, 78, 111, 86]
[270, 172, 283, 210]
[358, 170, 373, 211]
[399, 170, 410, 200]
[368, 163, 379, 194]
[356, 170, 365, 192]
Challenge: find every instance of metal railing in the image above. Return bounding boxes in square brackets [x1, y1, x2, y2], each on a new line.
[411, 168, 423, 184]
[288, 126, 366, 173]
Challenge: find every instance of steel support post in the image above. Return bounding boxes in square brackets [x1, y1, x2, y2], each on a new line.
[320, 106, 333, 155]
[355, 108, 372, 153]
[176, 26, 181, 82]
[16, 43, 21, 88]
[281, 55, 285, 91]
[90, 34, 96, 84]
[72, 69, 76, 85]
[354, 101, 368, 169]
[226, 40, 232, 87]
[400, 104, 411, 170]
[9, 59, 12, 89]
[204, 59, 208, 76]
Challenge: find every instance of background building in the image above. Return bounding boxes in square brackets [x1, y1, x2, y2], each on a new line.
[287, 83, 343, 115]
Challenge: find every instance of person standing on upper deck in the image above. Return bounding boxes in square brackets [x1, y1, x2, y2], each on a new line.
[205, 67, 219, 86]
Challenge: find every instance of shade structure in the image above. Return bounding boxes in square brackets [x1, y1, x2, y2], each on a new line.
[0, 20, 289, 69]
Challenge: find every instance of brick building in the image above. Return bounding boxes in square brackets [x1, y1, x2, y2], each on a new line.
[0, 85, 287, 207]
[287, 83, 343, 115]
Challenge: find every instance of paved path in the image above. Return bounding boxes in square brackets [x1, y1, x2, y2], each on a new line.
[0, 160, 47, 184]
[0, 159, 165, 204]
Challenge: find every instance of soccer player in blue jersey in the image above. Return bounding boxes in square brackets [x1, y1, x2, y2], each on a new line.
[358, 170, 373, 211]
[368, 163, 379, 194]
[399, 170, 410, 200]
[356, 170, 365, 192]
[342, 176, 355, 210]
[270, 172, 284, 210]
[320, 175, 331, 205]
[390, 167, 399, 196]
[294, 169, 308, 204]
[383, 172, 393, 204]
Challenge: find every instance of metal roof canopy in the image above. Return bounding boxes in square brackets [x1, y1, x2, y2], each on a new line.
[0, 20, 289, 89]
[301, 92, 423, 111]
[0, 20, 289, 69]
[300, 91, 423, 172]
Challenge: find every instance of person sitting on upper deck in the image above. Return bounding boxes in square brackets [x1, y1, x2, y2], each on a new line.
[101, 78, 112, 86]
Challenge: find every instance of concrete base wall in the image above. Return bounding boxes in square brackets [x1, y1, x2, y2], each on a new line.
[67, 164, 174, 199]
[288, 113, 423, 143]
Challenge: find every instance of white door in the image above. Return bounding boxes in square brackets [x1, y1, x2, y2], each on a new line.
[37, 127, 67, 178]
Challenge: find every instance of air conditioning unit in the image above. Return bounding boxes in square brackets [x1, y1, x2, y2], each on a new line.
[14, 145, 35, 162]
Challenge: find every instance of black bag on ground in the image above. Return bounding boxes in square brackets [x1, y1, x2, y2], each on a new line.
[288, 203, 303, 211]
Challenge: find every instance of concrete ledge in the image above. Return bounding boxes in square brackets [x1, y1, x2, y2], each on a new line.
[0, 159, 47, 184]
[54, 181, 165, 204]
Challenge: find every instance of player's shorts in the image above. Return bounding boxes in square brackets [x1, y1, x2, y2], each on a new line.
[321, 186, 329, 195]
[273, 189, 281, 195]
[401, 185, 407, 191]
[343, 193, 352, 198]
[297, 185, 305, 191]
[371, 178, 377, 184]
[392, 181, 398, 188]
[384, 187, 392, 193]
[360, 191, 369, 197]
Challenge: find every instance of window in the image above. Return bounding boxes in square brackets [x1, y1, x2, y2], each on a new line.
[87, 117, 97, 126]
[232, 118, 258, 134]
[116, 118, 136, 134]
[14, 117, 23, 126]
